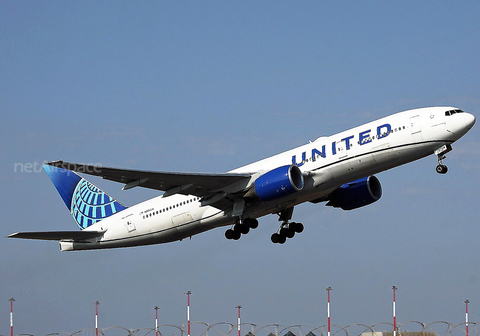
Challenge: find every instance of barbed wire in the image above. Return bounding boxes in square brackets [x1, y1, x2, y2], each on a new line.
[3, 321, 477, 336]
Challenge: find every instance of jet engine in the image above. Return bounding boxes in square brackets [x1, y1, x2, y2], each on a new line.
[245, 165, 304, 202]
[326, 176, 382, 210]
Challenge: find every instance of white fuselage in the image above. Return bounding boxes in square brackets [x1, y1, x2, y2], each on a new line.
[61, 107, 475, 251]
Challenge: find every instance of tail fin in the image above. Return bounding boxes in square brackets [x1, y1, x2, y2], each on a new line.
[44, 165, 127, 230]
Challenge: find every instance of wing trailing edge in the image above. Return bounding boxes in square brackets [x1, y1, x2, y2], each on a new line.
[45, 160, 252, 196]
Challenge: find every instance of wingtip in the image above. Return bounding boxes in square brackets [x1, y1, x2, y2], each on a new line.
[45, 160, 64, 167]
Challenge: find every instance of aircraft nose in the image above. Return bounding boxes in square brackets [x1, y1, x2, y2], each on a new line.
[464, 112, 476, 130]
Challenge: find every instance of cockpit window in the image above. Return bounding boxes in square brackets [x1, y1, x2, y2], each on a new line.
[445, 109, 464, 116]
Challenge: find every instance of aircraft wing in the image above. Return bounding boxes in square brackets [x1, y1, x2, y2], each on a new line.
[45, 160, 253, 199]
[7, 231, 104, 241]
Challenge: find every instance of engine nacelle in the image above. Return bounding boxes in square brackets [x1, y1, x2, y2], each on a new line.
[246, 165, 304, 202]
[326, 176, 382, 210]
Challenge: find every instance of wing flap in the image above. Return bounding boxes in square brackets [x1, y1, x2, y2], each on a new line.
[7, 231, 104, 241]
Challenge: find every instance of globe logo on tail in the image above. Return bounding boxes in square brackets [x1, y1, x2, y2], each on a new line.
[71, 179, 127, 229]
[43, 165, 127, 230]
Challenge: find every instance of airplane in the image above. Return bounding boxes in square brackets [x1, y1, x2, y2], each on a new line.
[7, 106, 475, 251]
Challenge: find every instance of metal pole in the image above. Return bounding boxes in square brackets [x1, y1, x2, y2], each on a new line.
[465, 300, 469, 336]
[236, 305, 242, 336]
[95, 301, 99, 336]
[392, 286, 397, 336]
[186, 291, 191, 336]
[9, 298, 15, 336]
[154, 306, 160, 336]
[326, 287, 332, 336]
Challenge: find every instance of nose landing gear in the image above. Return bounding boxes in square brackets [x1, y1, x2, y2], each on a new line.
[434, 144, 452, 174]
[436, 163, 448, 174]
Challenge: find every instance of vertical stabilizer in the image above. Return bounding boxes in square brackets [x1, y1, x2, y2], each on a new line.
[44, 165, 127, 230]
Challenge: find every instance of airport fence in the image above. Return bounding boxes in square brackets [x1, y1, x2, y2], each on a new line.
[4, 321, 477, 336]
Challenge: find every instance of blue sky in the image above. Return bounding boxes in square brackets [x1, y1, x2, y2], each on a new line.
[1, 1, 480, 334]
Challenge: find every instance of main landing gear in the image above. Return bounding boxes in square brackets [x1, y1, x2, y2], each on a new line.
[225, 218, 259, 240]
[270, 207, 304, 244]
[435, 144, 452, 175]
[271, 222, 304, 244]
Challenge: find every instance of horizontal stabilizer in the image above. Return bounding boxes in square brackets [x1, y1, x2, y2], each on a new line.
[7, 230, 104, 241]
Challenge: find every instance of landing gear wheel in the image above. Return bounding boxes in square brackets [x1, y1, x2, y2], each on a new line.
[244, 218, 259, 229]
[225, 228, 241, 240]
[290, 222, 304, 233]
[436, 164, 448, 174]
[271, 233, 280, 244]
[234, 223, 249, 235]
[225, 229, 235, 240]
[285, 227, 296, 238]
[271, 232, 287, 244]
